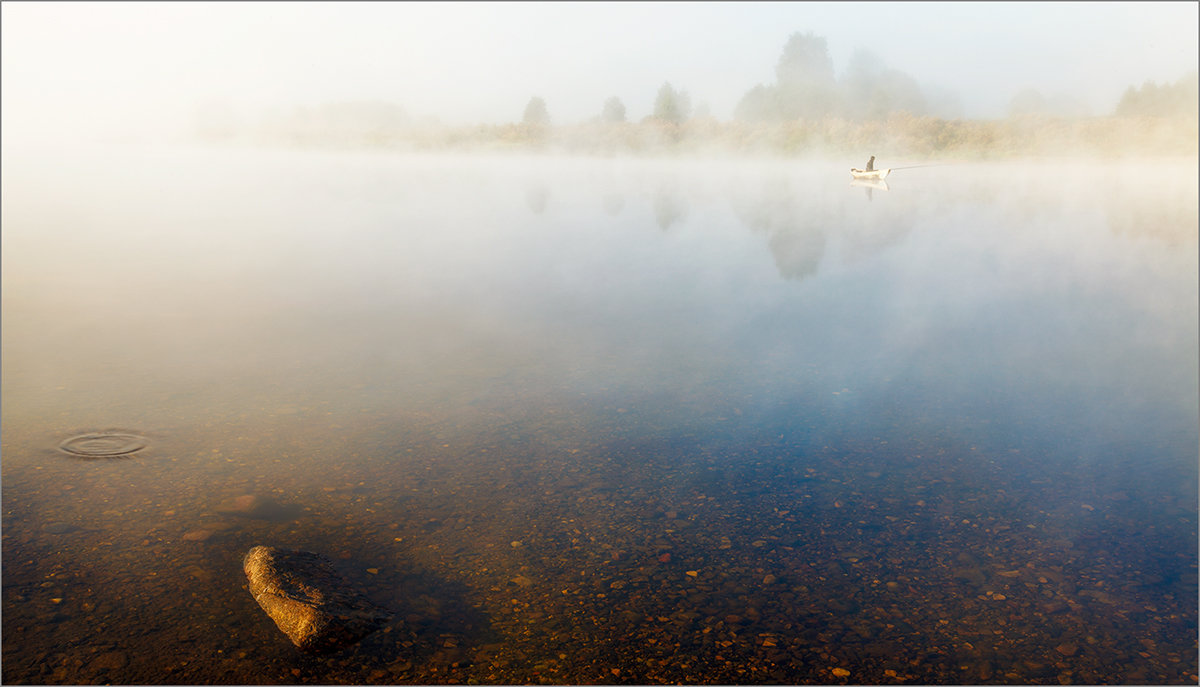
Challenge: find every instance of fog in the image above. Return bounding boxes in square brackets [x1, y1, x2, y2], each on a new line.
[3, 1, 1197, 145]
[2, 78, 1197, 682]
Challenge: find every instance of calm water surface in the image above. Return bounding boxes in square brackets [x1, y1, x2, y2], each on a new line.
[2, 145, 1197, 685]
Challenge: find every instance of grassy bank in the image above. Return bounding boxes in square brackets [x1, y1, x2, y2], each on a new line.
[233, 113, 1198, 160]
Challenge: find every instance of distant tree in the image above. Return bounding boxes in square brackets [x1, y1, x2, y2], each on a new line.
[840, 49, 927, 120]
[601, 96, 626, 123]
[776, 32, 835, 86]
[1116, 83, 1151, 117]
[841, 49, 886, 108]
[774, 32, 838, 119]
[734, 84, 780, 122]
[522, 96, 551, 127]
[1116, 72, 1198, 117]
[735, 32, 839, 122]
[653, 82, 692, 124]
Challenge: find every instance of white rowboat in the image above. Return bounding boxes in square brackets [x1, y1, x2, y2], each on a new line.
[849, 167, 890, 180]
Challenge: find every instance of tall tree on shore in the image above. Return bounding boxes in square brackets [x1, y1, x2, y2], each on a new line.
[840, 49, 926, 120]
[735, 32, 837, 121]
[522, 96, 551, 127]
[601, 96, 627, 123]
[734, 84, 779, 122]
[775, 31, 838, 120]
[653, 82, 692, 124]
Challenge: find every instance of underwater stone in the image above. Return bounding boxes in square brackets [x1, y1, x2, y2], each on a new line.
[217, 494, 300, 521]
[243, 545, 390, 653]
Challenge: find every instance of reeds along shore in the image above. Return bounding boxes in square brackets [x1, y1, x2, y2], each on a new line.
[232, 112, 1199, 159]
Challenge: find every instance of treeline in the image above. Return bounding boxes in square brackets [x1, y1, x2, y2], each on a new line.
[731, 32, 963, 122]
[223, 106, 1197, 158]
[399, 113, 1198, 159]
[1115, 71, 1199, 118]
[195, 33, 1198, 158]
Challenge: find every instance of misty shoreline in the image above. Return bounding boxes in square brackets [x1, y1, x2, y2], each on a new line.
[183, 113, 1197, 161]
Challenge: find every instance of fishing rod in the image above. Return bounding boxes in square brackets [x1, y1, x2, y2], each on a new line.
[887, 163, 947, 170]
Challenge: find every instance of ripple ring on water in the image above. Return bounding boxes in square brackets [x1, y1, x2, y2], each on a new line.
[58, 432, 147, 459]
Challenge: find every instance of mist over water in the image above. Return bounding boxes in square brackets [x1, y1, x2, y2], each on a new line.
[4, 3, 1197, 683]
[2, 142, 1196, 684]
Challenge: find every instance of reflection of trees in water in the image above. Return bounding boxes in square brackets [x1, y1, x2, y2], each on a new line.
[1106, 199, 1198, 247]
[764, 228, 827, 281]
[526, 185, 549, 215]
[838, 193, 916, 265]
[914, 162, 1198, 249]
[1102, 172, 1199, 248]
[602, 193, 625, 216]
[728, 173, 920, 280]
[728, 177, 830, 281]
[653, 183, 687, 230]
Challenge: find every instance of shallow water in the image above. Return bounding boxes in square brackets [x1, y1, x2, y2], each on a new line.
[2, 145, 1197, 685]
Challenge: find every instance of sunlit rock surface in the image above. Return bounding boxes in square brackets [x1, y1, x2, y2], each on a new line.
[243, 546, 390, 652]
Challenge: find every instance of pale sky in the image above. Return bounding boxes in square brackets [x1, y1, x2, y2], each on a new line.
[2, 1, 1197, 141]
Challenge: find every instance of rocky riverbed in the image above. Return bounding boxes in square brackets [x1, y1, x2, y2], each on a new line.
[2, 414, 1195, 684]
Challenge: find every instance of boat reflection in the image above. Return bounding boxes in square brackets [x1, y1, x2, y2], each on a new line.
[850, 177, 889, 199]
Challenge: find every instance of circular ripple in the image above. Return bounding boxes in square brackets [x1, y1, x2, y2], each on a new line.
[58, 432, 147, 459]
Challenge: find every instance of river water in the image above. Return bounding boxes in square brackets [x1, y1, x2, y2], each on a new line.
[2, 145, 1197, 685]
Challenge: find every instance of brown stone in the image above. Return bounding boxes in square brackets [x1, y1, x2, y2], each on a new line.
[90, 651, 127, 671]
[220, 494, 260, 513]
[218, 495, 300, 521]
[1055, 643, 1079, 656]
[243, 546, 390, 653]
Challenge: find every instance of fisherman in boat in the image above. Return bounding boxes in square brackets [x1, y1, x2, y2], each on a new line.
[849, 156, 888, 181]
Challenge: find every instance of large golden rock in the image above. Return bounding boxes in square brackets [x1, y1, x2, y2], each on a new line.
[243, 546, 390, 652]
